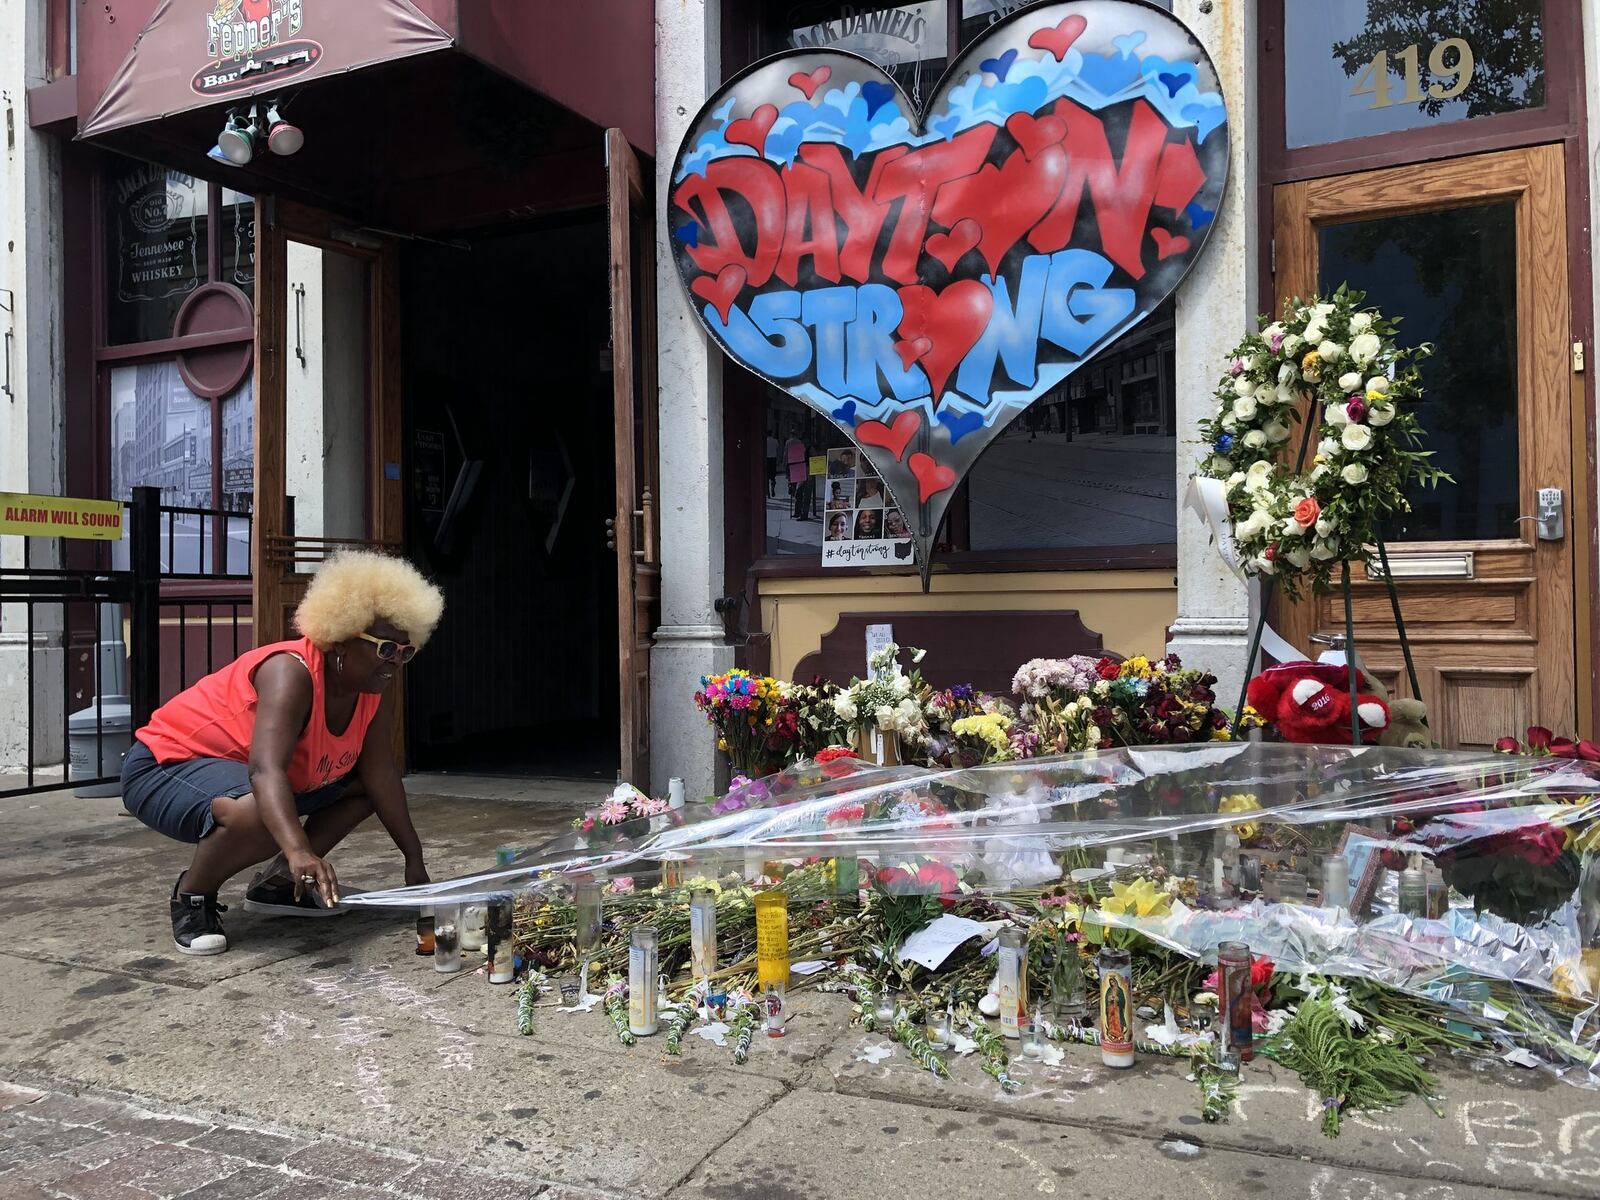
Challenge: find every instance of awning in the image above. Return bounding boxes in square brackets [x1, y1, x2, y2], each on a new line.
[80, 0, 455, 140]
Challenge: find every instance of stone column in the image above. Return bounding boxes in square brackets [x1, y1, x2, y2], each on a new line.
[651, 0, 736, 798]
[1165, 0, 1254, 707]
[0, 0, 67, 771]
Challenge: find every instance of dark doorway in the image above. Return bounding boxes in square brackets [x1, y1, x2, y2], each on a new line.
[401, 216, 618, 779]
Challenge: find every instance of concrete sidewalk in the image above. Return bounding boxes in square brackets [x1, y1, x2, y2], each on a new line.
[2, 785, 1597, 1199]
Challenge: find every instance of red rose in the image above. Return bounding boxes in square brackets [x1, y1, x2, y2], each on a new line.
[1526, 726, 1553, 750]
[1512, 825, 1568, 866]
[1494, 737, 1520, 753]
[875, 866, 914, 893]
[1579, 740, 1600, 762]
[1551, 738, 1579, 759]
[825, 803, 866, 826]
[1096, 657, 1122, 680]
[1249, 956, 1275, 989]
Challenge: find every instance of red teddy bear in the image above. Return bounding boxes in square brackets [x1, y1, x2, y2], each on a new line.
[1246, 661, 1390, 745]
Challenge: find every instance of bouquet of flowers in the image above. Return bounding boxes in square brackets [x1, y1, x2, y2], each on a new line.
[925, 685, 1014, 765]
[695, 669, 786, 776]
[1011, 655, 1104, 712]
[781, 678, 852, 761]
[572, 783, 672, 845]
[1087, 654, 1233, 747]
[833, 643, 930, 755]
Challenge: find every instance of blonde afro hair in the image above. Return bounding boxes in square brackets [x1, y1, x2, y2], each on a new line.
[293, 551, 444, 650]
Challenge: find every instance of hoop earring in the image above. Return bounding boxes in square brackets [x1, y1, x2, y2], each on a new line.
[334, 650, 345, 675]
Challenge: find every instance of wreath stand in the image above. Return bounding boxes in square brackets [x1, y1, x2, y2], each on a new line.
[1227, 416, 1424, 746]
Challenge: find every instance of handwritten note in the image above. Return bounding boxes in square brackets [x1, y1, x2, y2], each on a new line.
[897, 914, 1004, 970]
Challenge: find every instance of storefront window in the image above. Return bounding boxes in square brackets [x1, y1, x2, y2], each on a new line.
[765, 2, 949, 101]
[105, 164, 208, 346]
[1284, 0, 1544, 149]
[1318, 203, 1519, 542]
[959, 0, 1167, 48]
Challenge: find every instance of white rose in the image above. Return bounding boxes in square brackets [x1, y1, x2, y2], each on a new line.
[1282, 517, 1303, 537]
[1341, 423, 1373, 451]
[1349, 332, 1382, 364]
[875, 704, 895, 729]
[1254, 554, 1277, 575]
[1338, 372, 1363, 392]
[1324, 403, 1349, 427]
[1278, 363, 1298, 386]
[1350, 312, 1374, 331]
[1221, 416, 1239, 432]
[1365, 376, 1389, 396]
[1243, 429, 1267, 449]
[1284, 546, 1312, 570]
[1234, 511, 1268, 540]
[1315, 518, 1335, 537]
[1275, 385, 1296, 406]
[1225, 471, 1246, 494]
[1283, 335, 1304, 356]
[1302, 324, 1324, 346]
[1318, 437, 1339, 458]
[1263, 420, 1291, 443]
[1317, 340, 1344, 362]
[1085, 725, 1102, 745]
[834, 695, 857, 721]
[1244, 460, 1273, 491]
[1310, 463, 1329, 481]
[1342, 462, 1369, 485]
[1367, 404, 1395, 427]
[1232, 395, 1259, 421]
[1313, 302, 1336, 319]
[1310, 540, 1340, 561]
[1234, 377, 1256, 398]
[1210, 455, 1234, 474]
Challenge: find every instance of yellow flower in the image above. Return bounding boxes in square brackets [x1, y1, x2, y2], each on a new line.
[1121, 655, 1154, 680]
[1218, 792, 1262, 840]
[1302, 350, 1323, 381]
[1100, 877, 1172, 920]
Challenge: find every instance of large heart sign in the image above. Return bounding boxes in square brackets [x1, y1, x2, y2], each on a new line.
[669, 1, 1228, 582]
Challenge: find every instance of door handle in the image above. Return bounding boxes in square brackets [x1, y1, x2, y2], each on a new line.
[1516, 487, 1564, 540]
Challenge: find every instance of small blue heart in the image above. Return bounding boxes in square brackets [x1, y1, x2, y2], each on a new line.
[1185, 201, 1215, 229]
[861, 81, 896, 118]
[1158, 72, 1187, 98]
[1113, 32, 1147, 58]
[931, 113, 962, 140]
[980, 48, 1018, 82]
[674, 222, 700, 248]
[938, 409, 985, 444]
[832, 400, 858, 424]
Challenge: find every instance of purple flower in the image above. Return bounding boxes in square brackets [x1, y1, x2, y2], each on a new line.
[1229, 357, 1246, 377]
[1268, 332, 1285, 353]
[1346, 397, 1367, 423]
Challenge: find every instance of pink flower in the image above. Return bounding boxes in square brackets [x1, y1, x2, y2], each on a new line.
[1346, 397, 1367, 423]
[609, 876, 635, 894]
[598, 798, 630, 825]
[1268, 332, 1285, 353]
[636, 796, 670, 816]
[1229, 357, 1246, 377]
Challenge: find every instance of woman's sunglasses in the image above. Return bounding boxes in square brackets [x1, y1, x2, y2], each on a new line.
[356, 632, 418, 664]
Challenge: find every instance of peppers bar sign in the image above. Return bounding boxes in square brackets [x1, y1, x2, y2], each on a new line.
[669, 0, 1228, 580]
[195, 0, 318, 96]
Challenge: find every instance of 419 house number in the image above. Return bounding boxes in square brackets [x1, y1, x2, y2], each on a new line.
[1349, 37, 1475, 109]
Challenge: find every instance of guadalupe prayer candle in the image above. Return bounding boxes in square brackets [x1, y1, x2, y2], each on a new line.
[755, 890, 790, 992]
[486, 897, 514, 984]
[628, 927, 659, 1036]
[415, 906, 435, 956]
[997, 927, 1027, 1040]
[1097, 947, 1134, 1068]
[433, 905, 462, 974]
[573, 874, 603, 957]
[1218, 941, 1253, 1065]
[689, 889, 718, 979]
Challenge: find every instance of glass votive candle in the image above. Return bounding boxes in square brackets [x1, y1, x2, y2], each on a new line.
[433, 904, 463, 973]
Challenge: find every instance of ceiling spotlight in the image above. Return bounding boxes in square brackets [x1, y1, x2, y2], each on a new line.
[217, 109, 256, 165]
[266, 104, 303, 156]
[206, 143, 236, 166]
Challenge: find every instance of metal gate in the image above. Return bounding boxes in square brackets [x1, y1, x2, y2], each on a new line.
[0, 487, 251, 798]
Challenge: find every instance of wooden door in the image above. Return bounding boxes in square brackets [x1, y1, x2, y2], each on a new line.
[1274, 146, 1582, 746]
[606, 129, 661, 786]
[252, 198, 403, 643]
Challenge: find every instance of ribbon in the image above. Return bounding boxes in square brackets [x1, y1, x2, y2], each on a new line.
[1184, 476, 1303, 673]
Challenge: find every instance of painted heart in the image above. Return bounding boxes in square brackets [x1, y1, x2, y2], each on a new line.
[1029, 14, 1088, 60]
[788, 66, 831, 100]
[896, 281, 994, 400]
[690, 264, 746, 324]
[857, 410, 922, 462]
[894, 336, 933, 371]
[725, 104, 777, 154]
[240, 0, 272, 23]
[668, 2, 1228, 580]
[925, 218, 982, 272]
[909, 453, 958, 502]
[1005, 111, 1067, 162]
[1151, 228, 1191, 260]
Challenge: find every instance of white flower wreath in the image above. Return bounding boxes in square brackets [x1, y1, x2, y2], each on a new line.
[1197, 286, 1449, 600]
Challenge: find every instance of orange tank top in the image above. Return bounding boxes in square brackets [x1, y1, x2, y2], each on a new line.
[136, 637, 381, 794]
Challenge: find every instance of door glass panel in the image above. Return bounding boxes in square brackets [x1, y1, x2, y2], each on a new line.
[284, 240, 370, 569]
[1317, 202, 1518, 542]
[1285, 0, 1544, 149]
[105, 163, 207, 345]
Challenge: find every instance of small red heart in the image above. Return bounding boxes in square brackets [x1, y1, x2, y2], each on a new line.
[908, 452, 957, 502]
[1005, 112, 1067, 162]
[241, 0, 272, 23]
[1028, 14, 1088, 61]
[690, 264, 747, 324]
[894, 337, 933, 371]
[1151, 228, 1191, 260]
[924, 219, 982, 272]
[856, 410, 922, 462]
[726, 104, 778, 155]
[788, 66, 831, 100]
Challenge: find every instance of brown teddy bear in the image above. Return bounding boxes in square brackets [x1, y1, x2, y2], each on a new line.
[1349, 654, 1434, 749]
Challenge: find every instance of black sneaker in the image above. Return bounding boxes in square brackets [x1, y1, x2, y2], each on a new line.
[170, 875, 228, 956]
[243, 878, 342, 918]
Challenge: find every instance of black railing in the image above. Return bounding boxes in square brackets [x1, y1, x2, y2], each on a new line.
[0, 487, 253, 798]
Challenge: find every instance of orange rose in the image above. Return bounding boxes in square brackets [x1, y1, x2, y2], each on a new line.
[1293, 497, 1320, 528]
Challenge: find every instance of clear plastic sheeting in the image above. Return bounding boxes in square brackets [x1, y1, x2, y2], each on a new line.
[349, 743, 1600, 1084]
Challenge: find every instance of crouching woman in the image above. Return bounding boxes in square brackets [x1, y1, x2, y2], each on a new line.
[121, 551, 444, 955]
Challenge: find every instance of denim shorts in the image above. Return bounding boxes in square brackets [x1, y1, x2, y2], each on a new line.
[121, 739, 351, 844]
